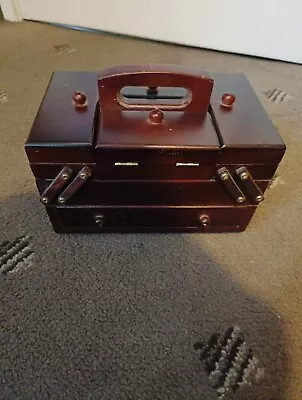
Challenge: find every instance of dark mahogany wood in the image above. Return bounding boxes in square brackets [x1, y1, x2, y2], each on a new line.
[46, 205, 257, 233]
[96, 111, 220, 148]
[36, 179, 270, 207]
[30, 162, 278, 181]
[24, 65, 286, 233]
[211, 73, 286, 163]
[25, 71, 99, 164]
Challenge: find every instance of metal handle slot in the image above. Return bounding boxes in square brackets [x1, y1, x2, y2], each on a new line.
[119, 86, 191, 109]
[121, 86, 189, 100]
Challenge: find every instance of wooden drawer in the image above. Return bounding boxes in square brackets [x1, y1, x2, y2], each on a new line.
[37, 179, 270, 207]
[30, 163, 278, 181]
[46, 205, 257, 233]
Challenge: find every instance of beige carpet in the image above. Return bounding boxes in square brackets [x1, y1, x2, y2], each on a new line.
[0, 21, 302, 400]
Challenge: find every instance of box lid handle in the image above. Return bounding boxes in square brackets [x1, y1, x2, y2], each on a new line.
[97, 64, 213, 113]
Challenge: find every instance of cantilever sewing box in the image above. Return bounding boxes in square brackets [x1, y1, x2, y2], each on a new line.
[25, 65, 286, 232]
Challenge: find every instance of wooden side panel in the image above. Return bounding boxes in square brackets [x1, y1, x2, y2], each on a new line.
[219, 148, 285, 164]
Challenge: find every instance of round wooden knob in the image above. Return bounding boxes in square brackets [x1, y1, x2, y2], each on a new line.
[221, 93, 236, 108]
[72, 91, 87, 107]
[149, 109, 164, 124]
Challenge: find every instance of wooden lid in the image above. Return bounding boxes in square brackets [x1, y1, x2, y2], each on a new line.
[25, 71, 98, 163]
[25, 68, 286, 167]
[211, 73, 286, 149]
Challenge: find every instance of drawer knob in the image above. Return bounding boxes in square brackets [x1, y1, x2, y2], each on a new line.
[95, 214, 106, 227]
[198, 214, 210, 227]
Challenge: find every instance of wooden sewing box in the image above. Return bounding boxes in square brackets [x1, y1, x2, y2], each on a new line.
[25, 65, 286, 233]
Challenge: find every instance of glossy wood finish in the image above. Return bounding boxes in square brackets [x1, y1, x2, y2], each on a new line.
[24, 66, 286, 233]
[97, 112, 221, 149]
[25, 71, 99, 163]
[211, 73, 286, 163]
[98, 64, 213, 113]
[25, 69, 286, 171]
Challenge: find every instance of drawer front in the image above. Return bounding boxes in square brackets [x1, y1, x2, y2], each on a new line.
[31, 162, 277, 181]
[47, 206, 257, 233]
[37, 180, 269, 207]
